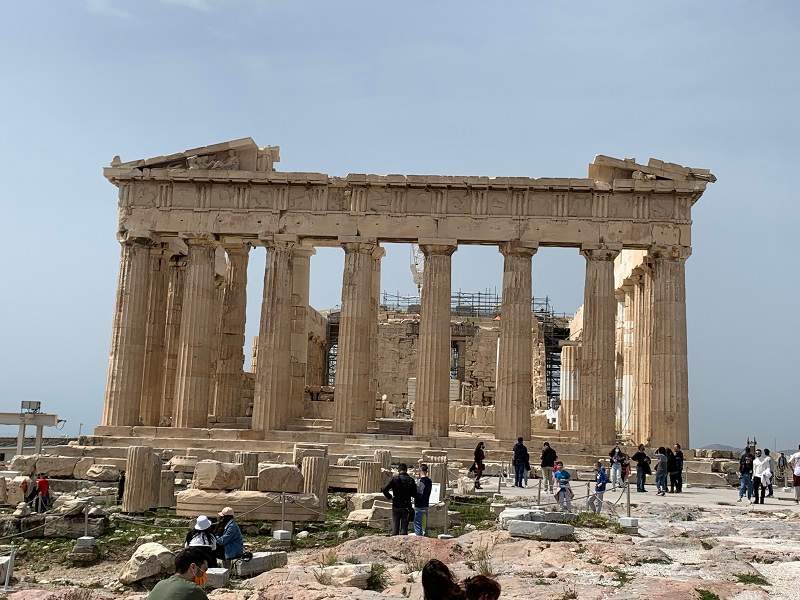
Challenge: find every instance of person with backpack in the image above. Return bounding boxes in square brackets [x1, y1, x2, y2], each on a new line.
[512, 437, 530, 488]
[413, 464, 433, 536]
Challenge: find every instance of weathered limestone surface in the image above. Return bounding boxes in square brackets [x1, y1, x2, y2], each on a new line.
[192, 460, 245, 491]
[333, 240, 376, 433]
[253, 238, 295, 431]
[140, 246, 169, 426]
[578, 246, 620, 445]
[102, 235, 152, 426]
[357, 462, 383, 493]
[213, 242, 249, 419]
[159, 256, 185, 425]
[373, 449, 392, 469]
[176, 489, 321, 521]
[122, 446, 161, 513]
[633, 266, 654, 444]
[557, 343, 580, 431]
[35, 456, 78, 478]
[620, 283, 635, 440]
[495, 242, 537, 441]
[173, 236, 218, 428]
[235, 451, 260, 476]
[292, 443, 328, 467]
[289, 246, 314, 418]
[368, 247, 384, 419]
[414, 243, 456, 438]
[301, 455, 328, 510]
[118, 542, 174, 584]
[257, 464, 304, 493]
[158, 469, 176, 508]
[649, 246, 690, 448]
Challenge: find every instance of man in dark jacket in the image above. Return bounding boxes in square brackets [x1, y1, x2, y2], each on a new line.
[738, 447, 755, 502]
[540, 442, 557, 492]
[672, 443, 685, 493]
[413, 464, 433, 536]
[513, 437, 530, 488]
[631, 444, 651, 492]
[382, 463, 418, 535]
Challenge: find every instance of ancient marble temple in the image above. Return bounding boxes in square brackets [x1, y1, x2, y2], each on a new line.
[99, 137, 714, 448]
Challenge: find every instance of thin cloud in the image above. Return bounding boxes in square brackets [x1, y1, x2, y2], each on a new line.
[85, 0, 131, 18]
[161, 0, 217, 11]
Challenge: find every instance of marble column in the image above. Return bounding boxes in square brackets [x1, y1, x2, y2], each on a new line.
[614, 295, 625, 435]
[649, 245, 691, 448]
[414, 242, 456, 438]
[495, 242, 537, 441]
[632, 266, 654, 445]
[102, 232, 153, 427]
[173, 235, 218, 429]
[578, 245, 620, 445]
[252, 236, 296, 432]
[213, 241, 250, 419]
[368, 246, 385, 420]
[557, 343, 581, 431]
[140, 246, 169, 426]
[159, 255, 186, 425]
[122, 446, 161, 513]
[289, 246, 315, 419]
[333, 239, 376, 433]
[621, 283, 636, 441]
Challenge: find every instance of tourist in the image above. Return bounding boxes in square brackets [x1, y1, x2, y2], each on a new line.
[540, 441, 557, 493]
[512, 437, 530, 488]
[631, 444, 651, 493]
[672, 443, 685, 493]
[738, 446, 755, 503]
[185, 515, 218, 568]
[421, 558, 465, 600]
[665, 447, 677, 493]
[468, 442, 486, 490]
[763, 449, 775, 499]
[654, 447, 668, 496]
[588, 461, 608, 514]
[553, 460, 573, 510]
[609, 445, 624, 490]
[382, 463, 418, 535]
[148, 547, 209, 600]
[214, 507, 243, 566]
[777, 452, 788, 489]
[414, 464, 433, 536]
[117, 471, 125, 505]
[789, 444, 800, 504]
[463, 575, 501, 600]
[752, 448, 771, 504]
[34, 473, 50, 512]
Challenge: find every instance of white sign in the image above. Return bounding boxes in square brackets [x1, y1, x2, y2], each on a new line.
[429, 482, 441, 505]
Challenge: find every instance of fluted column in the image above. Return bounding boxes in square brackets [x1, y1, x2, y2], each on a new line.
[557, 343, 580, 431]
[414, 242, 456, 438]
[173, 235, 218, 428]
[213, 241, 250, 419]
[620, 283, 635, 441]
[578, 245, 620, 445]
[495, 242, 537, 441]
[333, 239, 376, 433]
[289, 246, 315, 418]
[140, 246, 169, 426]
[614, 295, 625, 435]
[159, 255, 186, 425]
[102, 232, 153, 427]
[633, 266, 654, 444]
[649, 245, 690, 448]
[369, 246, 385, 419]
[252, 236, 296, 432]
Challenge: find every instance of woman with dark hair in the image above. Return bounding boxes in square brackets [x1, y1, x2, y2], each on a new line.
[665, 447, 677, 493]
[463, 575, 501, 600]
[185, 515, 218, 568]
[468, 442, 486, 490]
[422, 559, 465, 600]
[654, 447, 668, 496]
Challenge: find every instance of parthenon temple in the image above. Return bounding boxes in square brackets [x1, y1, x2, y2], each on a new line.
[97, 137, 715, 452]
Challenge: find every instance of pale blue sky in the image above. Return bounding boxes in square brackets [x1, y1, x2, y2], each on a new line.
[1, 1, 797, 449]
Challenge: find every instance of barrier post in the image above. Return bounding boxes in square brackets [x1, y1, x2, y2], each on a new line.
[281, 492, 286, 531]
[3, 545, 16, 591]
[626, 476, 631, 518]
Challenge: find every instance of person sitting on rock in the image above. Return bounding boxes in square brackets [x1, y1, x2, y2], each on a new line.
[553, 460, 573, 511]
[148, 547, 209, 600]
[184, 515, 217, 568]
[214, 506, 244, 567]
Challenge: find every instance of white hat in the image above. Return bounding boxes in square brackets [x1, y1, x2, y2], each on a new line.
[194, 515, 212, 531]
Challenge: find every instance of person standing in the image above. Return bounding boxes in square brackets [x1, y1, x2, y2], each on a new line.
[588, 461, 608, 514]
[789, 444, 800, 504]
[540, 442, 557, 493]
[631, 444, 651, 493]
[469, 442, 486, 490]
[34, 473, 51, 513]
[672, 443, 685, 493]
[553, 460, 573, 510]
[738, 446, 755, 503]
[413, 464, 432, 536]
[777, 452, 788, 489]
[666, 447, 677, 493]
[608, 446, 624, 490]
[148, 547, 209, 600]
[654, 447, 668, 496]
[382, 463, 418, 535]
[752, 448, 770, 504]
[214, 507, 243, 567]
[512, 437, 529, 488]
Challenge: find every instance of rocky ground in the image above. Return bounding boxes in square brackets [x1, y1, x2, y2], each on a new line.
[3, 488, 800, 600]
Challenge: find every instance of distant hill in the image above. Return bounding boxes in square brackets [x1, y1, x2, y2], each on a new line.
[699, 443, 742, 452]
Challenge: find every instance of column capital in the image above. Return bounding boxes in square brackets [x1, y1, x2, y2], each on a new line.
[292, 245, 316, 259]
[118, 229, 156, 246]
[648, 244, 691, 261]
[340, 237, 377, 254]
[499, 241, 538, 257]
[179, 232, 217, 246]
[420, 243, 457, 257]
[372, 245, 386, 260]
[219, 236, 252, 252]
[580, 244, 621, 262]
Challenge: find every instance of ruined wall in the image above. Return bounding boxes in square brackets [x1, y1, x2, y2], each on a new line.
[306, 308, 328, 387]
[463, 326, 499, 405]
[376, 319, 418, 413]
[532, 320, 548, 410]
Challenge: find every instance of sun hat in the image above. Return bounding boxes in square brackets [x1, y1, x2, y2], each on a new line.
[194, 515, 212, 531]
[218, 507, 235, 517]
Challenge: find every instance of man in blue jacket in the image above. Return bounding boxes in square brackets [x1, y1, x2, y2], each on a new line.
[413, 464, 433, 536]
[215, 507, 243, 567]
[588, 462, 608, 514]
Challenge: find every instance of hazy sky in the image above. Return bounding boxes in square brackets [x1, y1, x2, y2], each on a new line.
[1, 1, 797, 450]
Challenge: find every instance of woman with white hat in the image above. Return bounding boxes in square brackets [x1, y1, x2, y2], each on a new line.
[184, 515, 218, 568]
